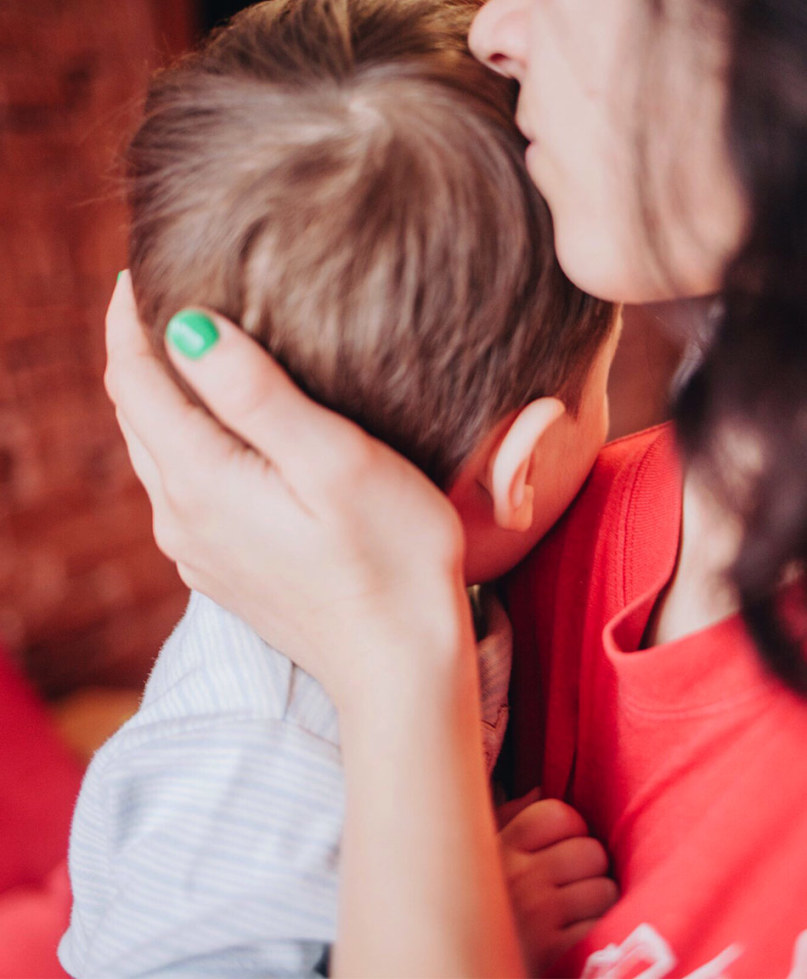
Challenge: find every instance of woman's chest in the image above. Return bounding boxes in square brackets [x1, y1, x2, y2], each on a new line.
[563, 687, 807, 977]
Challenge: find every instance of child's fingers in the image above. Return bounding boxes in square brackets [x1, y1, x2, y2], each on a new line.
[510, 879, 618, 976]
[500, 797, 589, 852]
[547, 917, 605, 968]
[509, 836, 610, 894]
[541, 836, 610, 886]
[557, 875, 619, 927]
[511, 875, 618, 977]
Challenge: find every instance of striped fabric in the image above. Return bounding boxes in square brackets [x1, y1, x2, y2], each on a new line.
[59, 589, 511, 978]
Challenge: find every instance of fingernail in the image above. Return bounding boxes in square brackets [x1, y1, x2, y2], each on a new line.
[117, 270, 125, 284]
[166, 310, 220, 359]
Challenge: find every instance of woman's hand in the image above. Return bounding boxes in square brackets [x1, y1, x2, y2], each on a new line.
[105, 274, 470, 711]
[106, 275, 524, 976]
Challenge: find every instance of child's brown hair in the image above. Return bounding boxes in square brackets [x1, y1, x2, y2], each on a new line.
[128, 0, 614, 488]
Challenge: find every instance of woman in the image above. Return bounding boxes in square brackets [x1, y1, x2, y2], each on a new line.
[105, 0, 807, 974]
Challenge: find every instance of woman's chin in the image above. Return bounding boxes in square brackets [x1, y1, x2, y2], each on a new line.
[552, 223, 685, 306]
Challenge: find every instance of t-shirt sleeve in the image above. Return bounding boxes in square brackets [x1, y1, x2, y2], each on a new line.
[59, 714, 343, 978]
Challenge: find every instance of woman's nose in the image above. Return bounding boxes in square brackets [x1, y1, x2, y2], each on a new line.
[469, 0, 530, 81]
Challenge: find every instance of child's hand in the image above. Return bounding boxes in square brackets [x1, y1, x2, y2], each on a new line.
[498, 793, 619, 976]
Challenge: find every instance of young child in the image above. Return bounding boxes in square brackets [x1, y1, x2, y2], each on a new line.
[60, 0, 620, 975]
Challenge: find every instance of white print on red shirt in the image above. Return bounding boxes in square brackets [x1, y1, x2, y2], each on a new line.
[789, 931, 807, 979]
[580, 923, 807, 979]
[580, 925, 739, 979]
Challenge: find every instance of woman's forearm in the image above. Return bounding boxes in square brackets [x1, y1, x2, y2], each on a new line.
[334, 634, 525, 978]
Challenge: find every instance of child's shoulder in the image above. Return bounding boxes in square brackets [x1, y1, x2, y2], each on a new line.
[110, 592, 340, 754]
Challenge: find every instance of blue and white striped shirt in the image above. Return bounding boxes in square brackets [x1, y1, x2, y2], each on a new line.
[59, 590, 511, 978]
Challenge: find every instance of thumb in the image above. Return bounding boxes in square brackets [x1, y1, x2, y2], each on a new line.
[164, 308, 363, 490]
[496, 787, 542, 831]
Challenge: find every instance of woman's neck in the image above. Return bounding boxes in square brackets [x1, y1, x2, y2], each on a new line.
[644, 469, 742, 648]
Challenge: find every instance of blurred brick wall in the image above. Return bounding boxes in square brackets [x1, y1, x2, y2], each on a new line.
[0, 0, 194, 698]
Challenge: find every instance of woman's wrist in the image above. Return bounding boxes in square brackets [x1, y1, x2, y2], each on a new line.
[339, 636, 479, 753]
[333, 605, 524, 978]
[336, 576, 479, 736]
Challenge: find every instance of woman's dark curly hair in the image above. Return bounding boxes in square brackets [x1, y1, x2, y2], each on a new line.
[671, 0, 807, 692]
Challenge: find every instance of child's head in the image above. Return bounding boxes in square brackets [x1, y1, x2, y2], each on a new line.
[128, 0, 618, 584]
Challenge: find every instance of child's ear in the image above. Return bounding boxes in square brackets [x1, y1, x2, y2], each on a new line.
[485, 397, 566, 532]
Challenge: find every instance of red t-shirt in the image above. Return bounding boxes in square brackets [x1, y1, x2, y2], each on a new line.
[504, 423, 807, 978]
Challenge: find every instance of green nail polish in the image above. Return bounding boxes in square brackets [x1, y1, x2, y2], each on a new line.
[117, 270, 125, 284]
[166, 310, 220, 359]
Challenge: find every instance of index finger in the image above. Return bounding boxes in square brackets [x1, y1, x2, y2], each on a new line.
[104, 272, 237, 469]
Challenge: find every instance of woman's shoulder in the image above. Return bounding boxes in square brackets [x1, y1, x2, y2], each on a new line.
[593, 421, 679, 493]
[508, 422, 681, 596]
[554, 420, 680, 550]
